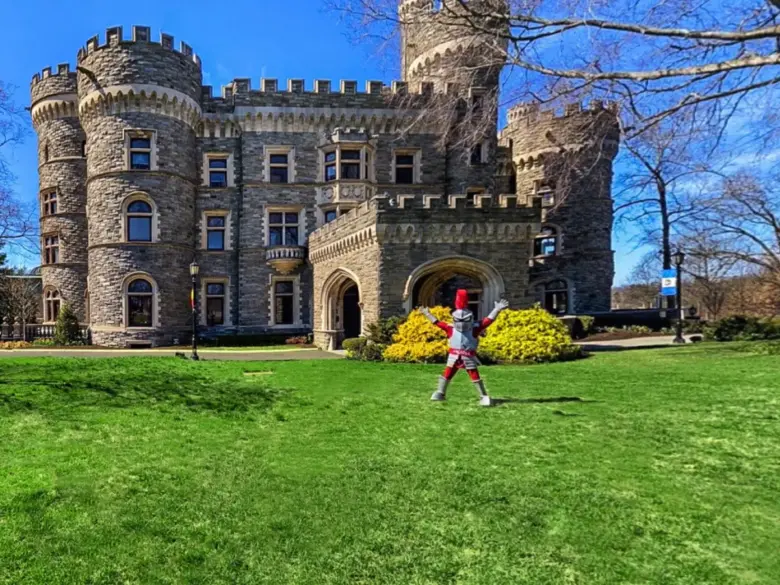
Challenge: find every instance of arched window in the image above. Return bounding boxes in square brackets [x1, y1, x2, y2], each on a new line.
[534, 226, 559, 257]
[125, 199, 153, 242]
[43, 144, 49, 162]
[44, 289, 61, 322]
[126, 278, 154, 327]
[535, 279, 569, 315]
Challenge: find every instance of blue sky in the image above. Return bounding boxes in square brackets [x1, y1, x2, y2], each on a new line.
[0, 0, 649, 281]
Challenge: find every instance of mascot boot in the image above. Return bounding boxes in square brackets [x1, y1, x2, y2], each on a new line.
[431, 376, 448, 401]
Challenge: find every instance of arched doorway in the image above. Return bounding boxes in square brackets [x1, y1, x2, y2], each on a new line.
[320, 268, 363, 350]
[403, 256, 504, 317]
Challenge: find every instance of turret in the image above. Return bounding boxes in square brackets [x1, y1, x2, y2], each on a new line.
[76, 26, 202, 346]
[501, 101, 620, 313]
[30, 64, 88, 323]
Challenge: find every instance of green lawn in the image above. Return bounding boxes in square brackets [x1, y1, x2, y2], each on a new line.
[0, 345, 778, 584]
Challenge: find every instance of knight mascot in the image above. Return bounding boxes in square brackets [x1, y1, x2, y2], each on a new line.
[420, 290, 509, 406]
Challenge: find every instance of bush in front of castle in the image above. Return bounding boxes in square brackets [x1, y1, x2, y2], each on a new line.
[378, 305, 581, 364]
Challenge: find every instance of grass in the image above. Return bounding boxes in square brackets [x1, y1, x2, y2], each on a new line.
[0, 344, 778, 584]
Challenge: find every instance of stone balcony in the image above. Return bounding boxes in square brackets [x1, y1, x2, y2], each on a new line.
[266, 246, 307, 274]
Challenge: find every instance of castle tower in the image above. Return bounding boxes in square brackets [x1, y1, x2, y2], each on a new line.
[501, 102, 620, 313]
[399, 0, 509, 193]
[30, 65, 88, 323]
[76, 26, 202, 346]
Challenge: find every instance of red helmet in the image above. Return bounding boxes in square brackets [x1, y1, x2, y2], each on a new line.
[454, 289, 469, 310]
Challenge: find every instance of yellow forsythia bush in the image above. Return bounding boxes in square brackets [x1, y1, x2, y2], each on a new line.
[0, 341, 33, 350]
[383, 306, 452, 363]
[478, 305, 582, 363]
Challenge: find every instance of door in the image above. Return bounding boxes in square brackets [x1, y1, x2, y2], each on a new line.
[342, 285, 361, 340]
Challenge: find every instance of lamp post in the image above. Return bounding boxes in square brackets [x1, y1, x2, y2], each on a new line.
[190, 260, 200, 360]
[673, 250, 686, 344]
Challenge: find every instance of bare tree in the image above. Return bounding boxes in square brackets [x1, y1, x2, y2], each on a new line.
[612, 250, 662, 308]
[679, 228, 739, 319]
[0, 81, 34, 252]
[332, 0, 780, 138]
[691, 171, 780, 304]
[0, 268, 41, 326]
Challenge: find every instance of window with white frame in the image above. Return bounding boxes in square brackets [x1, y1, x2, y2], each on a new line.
[393, 150, 420, 184]
[126, 200, 154, 242]
[323, 146, 372, 182]
[127, 133, 153, 170]
[205, 282, 226, 326]
[208, 156, 228, 188]
[273, 280, 295, 325]
[265, 148, 294, 184]
[44, 288, 61, 322]
[267, 211, 300, 246]
[42, 190, 57, 216]
[205, 214, 227, 250]
[42, 234, 59, 264]
[126, 278, 155, 328]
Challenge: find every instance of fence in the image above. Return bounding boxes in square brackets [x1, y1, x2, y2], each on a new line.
[0, 318, 89, 343]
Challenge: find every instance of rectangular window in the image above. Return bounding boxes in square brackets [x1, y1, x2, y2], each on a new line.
[274, 280, 295, 325]
[209, 158, 228, 188]
[325, 151, 337, 182]
[324, 209, 338, 223]
[129, 137, 151, 170]
[42, 191, 57, 215]
[468, 292, 481, 320]
[395, 153, 415, 184]
[269, 153, 289, 184]
[268, 211, 300, 246]
[205, 282, 226, 326]
[43, 235, 59, 264]
[466, 188, 485, 205]
[341, 149, 361, 179]
[206, 215, 226, 250]
[128, 217, 152, 241]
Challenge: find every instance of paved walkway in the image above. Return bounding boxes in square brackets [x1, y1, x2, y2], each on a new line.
[0, 348, 342, 361]
[575, 335, 694, 352]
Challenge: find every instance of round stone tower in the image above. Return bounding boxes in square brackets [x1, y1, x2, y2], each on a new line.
[76, 26, 202, 346]
[501, 102, 621, 313]
[399, 0, 507, 91]
[30, 64, 88, 323]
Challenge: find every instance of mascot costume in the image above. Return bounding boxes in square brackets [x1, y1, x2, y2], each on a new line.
[420, 290, 509, 406]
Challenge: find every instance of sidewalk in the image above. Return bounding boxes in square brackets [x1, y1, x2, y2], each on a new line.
[0, 347, 343, 361]
[575, 335, 692, 352]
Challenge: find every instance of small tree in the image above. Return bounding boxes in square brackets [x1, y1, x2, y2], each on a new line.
[54, 303, 82, 346]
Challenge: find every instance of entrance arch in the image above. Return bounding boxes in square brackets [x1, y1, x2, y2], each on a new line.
[320, 268, 363, 349]
[403, 256, 505, 316]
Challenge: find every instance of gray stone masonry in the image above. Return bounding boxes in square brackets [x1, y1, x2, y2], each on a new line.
[29, 22, 620, 347]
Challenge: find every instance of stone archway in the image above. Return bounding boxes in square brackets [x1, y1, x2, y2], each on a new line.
[403, 256, 505, 316]
[319, 268, 363, 350]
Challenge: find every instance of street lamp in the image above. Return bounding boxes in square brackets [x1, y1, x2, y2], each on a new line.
[673, 250, 686, 344]
[189, 260, 200, 360]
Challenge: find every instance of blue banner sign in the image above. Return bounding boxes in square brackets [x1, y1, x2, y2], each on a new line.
[661, 269, 677, 296]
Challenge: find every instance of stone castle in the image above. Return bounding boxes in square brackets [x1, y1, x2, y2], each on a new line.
[30, 2, 619, 348]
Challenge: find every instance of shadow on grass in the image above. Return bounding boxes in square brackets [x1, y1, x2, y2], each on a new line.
[0, 359, 288, 415]
[491, 396, 597, 406]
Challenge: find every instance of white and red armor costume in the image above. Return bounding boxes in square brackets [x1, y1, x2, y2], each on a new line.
[421, 289, 509, 406]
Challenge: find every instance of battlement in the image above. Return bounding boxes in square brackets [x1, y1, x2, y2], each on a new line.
[374, 192, 538, 212]
[201, 78, 435, 100]
[31, 63, 78, 88]
[507, 100, 618, 125]
[398, 0, 504, 16]
[75, 26, 201, 69]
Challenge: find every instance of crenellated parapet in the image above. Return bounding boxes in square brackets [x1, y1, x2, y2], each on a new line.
[309, 192, 541, 262]
[76, 26, 201, 69]
[30, 64, 79, 127]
